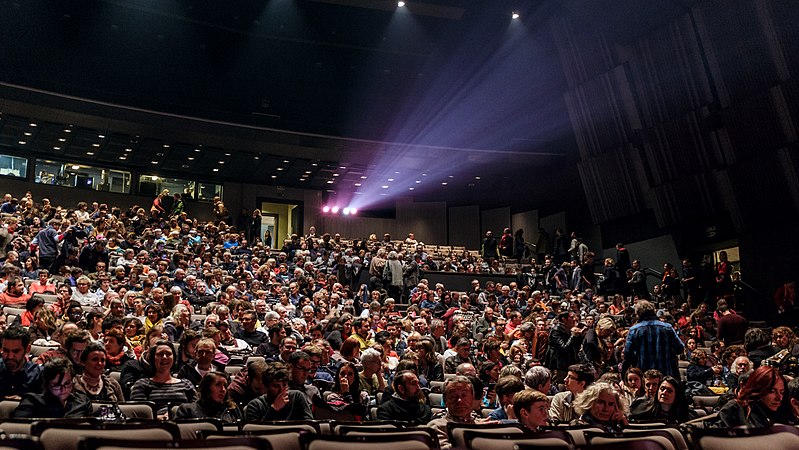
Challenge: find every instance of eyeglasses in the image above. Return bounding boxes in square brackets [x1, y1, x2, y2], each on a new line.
[49, 382, 72, 391]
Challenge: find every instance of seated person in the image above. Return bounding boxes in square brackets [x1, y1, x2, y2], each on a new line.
[229, 359, 268, 407]
[629, 376, 694, 423]
[73, 343, 125, 402]
[377, 370, 432, 424]
[549, 363, 594, 423]
[487, 375, 526, 420]
[513, 389, 551, 431]
[175, 372, 243, 424]
[687, 349, 721, 385]
[177, 338, 225, 387]
[243, 362, 313, 421]
[13, 358, 92, 418]
[358, 348, 387, 397]
[427, 375, 487, 449]
[718, 366, 791, 427]
[0, 325, 43, 399]
[570, 382, 629, 433]
[130, 341, 197, 418]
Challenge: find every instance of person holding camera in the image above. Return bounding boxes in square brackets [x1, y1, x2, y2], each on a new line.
[545, 311, 586, 383]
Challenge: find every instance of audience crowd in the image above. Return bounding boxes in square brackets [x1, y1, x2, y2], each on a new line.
[0, 190, 797, 447]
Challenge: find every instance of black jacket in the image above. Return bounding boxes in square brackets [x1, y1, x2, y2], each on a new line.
[545, 323, 583, 370]
[175, 399, 243, 423]
[377, 395, 432, 424]
[12, 391, 93, 418]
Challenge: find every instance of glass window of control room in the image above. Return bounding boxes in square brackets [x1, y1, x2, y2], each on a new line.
[0, 154, 28, 178]
[35, 159, 131, 193]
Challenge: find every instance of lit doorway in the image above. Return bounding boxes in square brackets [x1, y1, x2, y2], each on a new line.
[258, 199, 303, 249]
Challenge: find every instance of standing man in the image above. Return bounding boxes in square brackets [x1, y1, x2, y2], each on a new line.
[545, 312, 585, 383]
[623, 301, 684, 378]
[481, 231, 499, 262]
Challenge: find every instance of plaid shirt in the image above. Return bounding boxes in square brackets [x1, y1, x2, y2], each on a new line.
[623, 317, 684, 378]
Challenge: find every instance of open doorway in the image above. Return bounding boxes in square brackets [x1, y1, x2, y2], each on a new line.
[258, 199, 303, 250]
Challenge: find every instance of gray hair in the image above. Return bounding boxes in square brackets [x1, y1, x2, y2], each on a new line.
[572, 382, 629, 416]
[634, 300, 655, 316]
[361, 348, 382, 364]
[524, 366, 551, 390]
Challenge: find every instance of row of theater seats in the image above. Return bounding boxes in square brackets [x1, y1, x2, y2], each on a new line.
[0, 418, 798, 450]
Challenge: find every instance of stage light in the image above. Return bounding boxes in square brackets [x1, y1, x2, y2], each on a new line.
[331, 206, 339, 213]
[323, 206, 330, 213]
[350, 208, 357, 215]
[343, 208, 351, 215]
[397, 1, 405, 7]
[512, 12, 519, 19]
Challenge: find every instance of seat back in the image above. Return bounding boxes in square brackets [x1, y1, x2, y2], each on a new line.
[80, 437, 270, 450]
[330, 421, 400, 435]
[38, 422, 178, 450]
[242, 421, 320, 434]
[692, 396, 721, 413]
[343, 427, 439, 448]
[690, 425, 799, 450]
[0, 400, 21, 420]
[447, 423, 525, 449]
[0, 437, 38, 450]
[174, 418, 223, 439]
[202, 429, 305, 450]
[300, 433, 434, 450]
[463, 429, 572, 450]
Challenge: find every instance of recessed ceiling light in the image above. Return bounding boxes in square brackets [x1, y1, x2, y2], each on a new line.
[92, 143, 100, 147]
[58, 138, 66, 142]
[218, 161, 225, 164]
[299, 178, 306, 181]
[360, 176, 367, 179]
[125, 148, 132, 152]
[86, 152, 94, 156]
[475, 176, 481, 180]
[283, 160, 289, 163]
[23, 132, 31, 136]
[512, 11, 520, 19]
[305, 171, 312, 174]
[448, 175, 454, 178]
[71, 165, 80, 170]
[151, 161, 158, 164]
[271, 175, 277, 179]
[187, 157, 195, 161]
[277, 167, 284, 171]
[327, 180, 334, 184]
[194, 149, 201, 152]
[354, 183, 362, 187]
[340, 166, 346, 169]
[163, 144, 170, 148]
[182, 165, 189, 169]
[18, 141, 26, 145]
[225, 153, 231, 156]
[53, 146, 61, 150]
[422, 173, 427, 176]
[398, 1, 405, 7]
[441, 182, 448, 185]
[29, 123, 37, 127]
[382, 185, 389, 189]
[64, 129, 72, 133]
[415, 180, 421, 184]
[332, 173, 339, 177]
[254, 156, 260, 160]
[409, 187, 414, 190]
[119, 156, 126, 160]
[311, 163, 318, 166]
[213, 168, 219, 172]
[388, 178, 394, 182]
[98, 134, 105, 138]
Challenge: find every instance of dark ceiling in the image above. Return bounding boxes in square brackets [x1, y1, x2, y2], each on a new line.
[0, 0, 690, 209]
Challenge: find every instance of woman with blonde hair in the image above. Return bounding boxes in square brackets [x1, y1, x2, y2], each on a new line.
[571, 382, 629, 432]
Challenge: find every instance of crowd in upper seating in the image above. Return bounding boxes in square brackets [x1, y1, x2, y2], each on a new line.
[0, 190, 797, 447]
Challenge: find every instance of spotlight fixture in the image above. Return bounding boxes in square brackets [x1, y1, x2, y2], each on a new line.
[512, 12, 519, 19]
[350, 208, 357, 215]
[397, 1, 405, 7]
[323, 206, 331, 213]
[331, 206, 339, 214]
[342, 208, 351, 215]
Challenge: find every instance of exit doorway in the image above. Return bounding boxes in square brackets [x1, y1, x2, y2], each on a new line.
[258, 198, 303, 249]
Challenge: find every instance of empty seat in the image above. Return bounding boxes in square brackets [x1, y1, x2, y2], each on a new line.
[300, 433, 434, 450]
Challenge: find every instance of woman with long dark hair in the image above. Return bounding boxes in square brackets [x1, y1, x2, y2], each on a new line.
[629, 376, 694, 423]
[324, 361, 369, 407]
[175, 372, 242, 423]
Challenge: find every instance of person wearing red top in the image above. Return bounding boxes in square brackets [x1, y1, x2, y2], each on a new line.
[0, 276, 30, 306]
[27, 270, 56, 295]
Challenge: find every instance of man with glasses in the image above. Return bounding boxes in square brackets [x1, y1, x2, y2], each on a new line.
[302, 344, 334, 384]
[236, 310, 267, 348]
[64, 330, 92, 374]
[287, 351, 320, 406]
[0, 325, 42, 399]
[70, 275, 98, 307]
